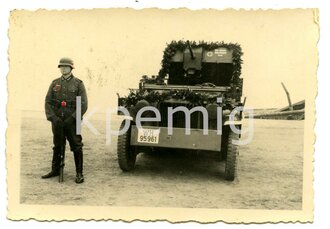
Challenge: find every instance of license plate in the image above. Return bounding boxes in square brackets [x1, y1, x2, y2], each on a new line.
[137, 128, 160, 144]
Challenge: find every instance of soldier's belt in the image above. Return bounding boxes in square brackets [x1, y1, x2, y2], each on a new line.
[51, 99, 76, 109]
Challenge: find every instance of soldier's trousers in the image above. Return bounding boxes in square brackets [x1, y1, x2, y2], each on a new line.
[51, 122, 83, 173]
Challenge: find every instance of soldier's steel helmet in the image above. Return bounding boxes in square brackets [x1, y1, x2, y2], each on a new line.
[58, 57, 75, 69]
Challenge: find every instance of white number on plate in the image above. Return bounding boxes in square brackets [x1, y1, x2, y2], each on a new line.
[137, 128, 160, 144]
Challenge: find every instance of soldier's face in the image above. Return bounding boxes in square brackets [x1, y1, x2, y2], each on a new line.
[59, 66, 72, 76]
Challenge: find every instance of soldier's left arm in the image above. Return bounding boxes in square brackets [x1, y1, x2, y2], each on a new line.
[72, 81, 88, 119]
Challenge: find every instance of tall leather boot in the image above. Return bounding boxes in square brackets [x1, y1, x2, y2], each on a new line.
[41, 150, 60, 179]
[73, 149, 84, 184]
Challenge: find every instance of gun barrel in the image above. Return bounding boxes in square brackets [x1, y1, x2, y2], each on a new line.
[59, 112, 65, 183]
[59, 156, 64, 182]
[59, 170, 64, 182]
[187, 40, 195, 60]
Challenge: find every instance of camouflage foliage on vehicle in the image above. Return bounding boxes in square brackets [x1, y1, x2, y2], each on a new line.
[118, 40, 244, 109]
[158, 40, 243, 84]
[120, 89, 224, 107]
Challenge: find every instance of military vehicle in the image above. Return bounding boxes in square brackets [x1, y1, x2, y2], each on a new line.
[117, 40, 244, 181]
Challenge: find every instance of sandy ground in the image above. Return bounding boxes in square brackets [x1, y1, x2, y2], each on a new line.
[20, 115, 304, 210]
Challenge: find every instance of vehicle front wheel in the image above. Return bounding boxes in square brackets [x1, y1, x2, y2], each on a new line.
[224, 130, 239, 181]
[117, 120, 136, 171]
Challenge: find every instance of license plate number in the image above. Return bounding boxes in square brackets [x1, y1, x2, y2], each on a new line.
[137, 128, 160, 144]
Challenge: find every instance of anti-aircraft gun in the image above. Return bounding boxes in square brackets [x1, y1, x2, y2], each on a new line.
[117, 40, 244, 181]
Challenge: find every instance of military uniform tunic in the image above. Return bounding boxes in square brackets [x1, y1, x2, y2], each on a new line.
[45, 75, 88, 153]
[45, 75, 88, 121]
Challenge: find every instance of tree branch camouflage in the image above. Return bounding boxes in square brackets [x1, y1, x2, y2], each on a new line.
[158, 40, 243, 81]
[118, 40, 244, 115]
[120, 89, 225, 107]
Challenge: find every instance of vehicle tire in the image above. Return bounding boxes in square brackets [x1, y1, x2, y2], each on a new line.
[117, 120, 136, 171]
[220, 126, 230, 159]
[224, 129, 239, 181]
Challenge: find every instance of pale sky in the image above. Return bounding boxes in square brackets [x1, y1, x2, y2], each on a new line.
[8, 9, 318, 113]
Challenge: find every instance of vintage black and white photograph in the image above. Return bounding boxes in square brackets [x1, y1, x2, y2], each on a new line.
[6, 8, 317, 222]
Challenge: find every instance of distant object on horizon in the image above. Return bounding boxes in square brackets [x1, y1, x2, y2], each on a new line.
[249, 100, 305, 120]
[247, 82, 305, 120]
[276, 100, 305, 112]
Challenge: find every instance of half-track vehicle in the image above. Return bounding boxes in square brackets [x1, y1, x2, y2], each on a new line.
[117, 40, 244, 181]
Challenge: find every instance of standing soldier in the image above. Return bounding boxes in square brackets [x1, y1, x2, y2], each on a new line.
[42, 57, 88, 183]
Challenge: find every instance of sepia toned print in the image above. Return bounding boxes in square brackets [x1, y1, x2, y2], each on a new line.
[7, 8, 317, 222]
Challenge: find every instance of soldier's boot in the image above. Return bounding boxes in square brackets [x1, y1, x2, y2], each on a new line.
[41, 151, 60, 179]
[73, 149, 84, 184]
